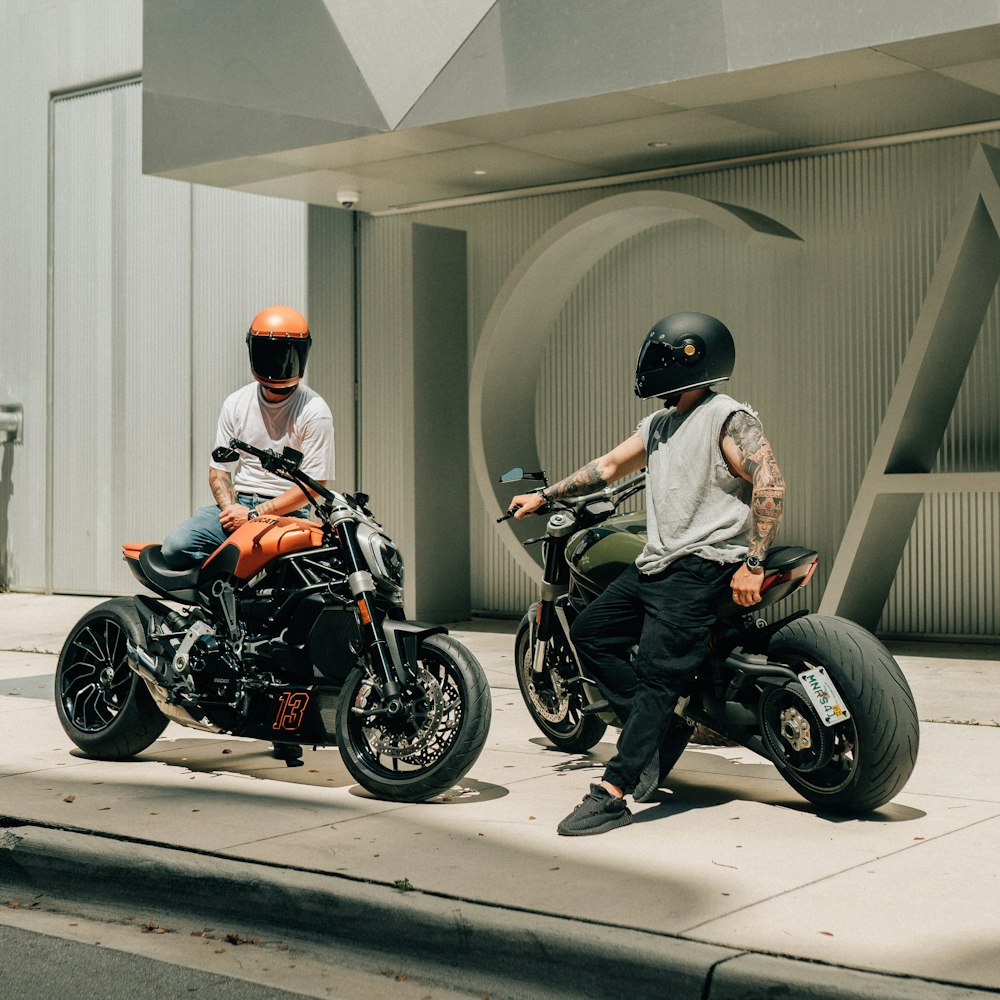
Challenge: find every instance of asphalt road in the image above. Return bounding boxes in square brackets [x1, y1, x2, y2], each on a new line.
[0, 894, 491, 1000]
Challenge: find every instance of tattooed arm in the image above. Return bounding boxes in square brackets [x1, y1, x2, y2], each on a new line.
[209, 468, 244, 535]
[209, 468, 238, 509]
[720, 410, 786, 606]
[210, 466, 328, 533]
[508, 433, 645, 519]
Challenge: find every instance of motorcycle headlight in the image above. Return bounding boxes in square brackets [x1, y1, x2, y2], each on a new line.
[357, 524, 405, 589]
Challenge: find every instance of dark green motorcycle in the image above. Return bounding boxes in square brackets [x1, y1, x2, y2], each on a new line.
[498, 469, 919, 814]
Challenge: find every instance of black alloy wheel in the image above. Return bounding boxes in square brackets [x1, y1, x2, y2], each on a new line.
[55, 599, 167, 758]
[514, 614, 607, 753]
[336, 633, 490, 802]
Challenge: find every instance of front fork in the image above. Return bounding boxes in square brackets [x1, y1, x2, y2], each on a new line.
[531, 533, 571, 675]
[332, 512, 406, 714]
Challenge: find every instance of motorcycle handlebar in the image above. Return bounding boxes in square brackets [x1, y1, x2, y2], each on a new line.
[226, 437, 336, 505]
[496, 472, 645, 523]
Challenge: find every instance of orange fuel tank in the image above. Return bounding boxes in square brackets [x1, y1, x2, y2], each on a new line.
[203, 516, 325, 580]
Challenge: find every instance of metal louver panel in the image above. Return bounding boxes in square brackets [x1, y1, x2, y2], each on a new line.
[51, 82, 191, 594]
[363, 130, 1000, 638]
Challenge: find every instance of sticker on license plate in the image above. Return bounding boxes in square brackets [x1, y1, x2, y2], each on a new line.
[798, 666, 851, 727]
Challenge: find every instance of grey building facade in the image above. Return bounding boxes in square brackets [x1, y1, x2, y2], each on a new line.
[2, 0, 999, 639]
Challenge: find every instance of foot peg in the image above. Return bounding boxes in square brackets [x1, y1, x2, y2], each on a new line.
[581, 699, 610, 716]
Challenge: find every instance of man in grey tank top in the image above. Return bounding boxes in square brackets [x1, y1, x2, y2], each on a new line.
[509, 313, 785, 836]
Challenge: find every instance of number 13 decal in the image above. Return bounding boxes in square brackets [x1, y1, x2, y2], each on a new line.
[273, 691, 310, 732]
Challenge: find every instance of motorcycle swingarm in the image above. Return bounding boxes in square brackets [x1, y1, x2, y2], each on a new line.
[381, 620, 447, 685]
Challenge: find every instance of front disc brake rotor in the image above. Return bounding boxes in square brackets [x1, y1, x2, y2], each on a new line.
[360, 665, 445, 758]
[524, 644, 571, 723]
[759, 682, 833, 773]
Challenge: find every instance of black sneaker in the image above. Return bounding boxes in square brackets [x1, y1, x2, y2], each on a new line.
[557, 784, 633, 836]
[272, 742, 304, 767]
[632, 747, 661, 803]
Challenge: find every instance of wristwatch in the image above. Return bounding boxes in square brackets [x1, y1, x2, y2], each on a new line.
[247, 507, 260, 520]
[745, 554, 762, 572]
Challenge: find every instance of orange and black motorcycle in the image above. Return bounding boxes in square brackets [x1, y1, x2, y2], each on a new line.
[55, 440, 491, 802]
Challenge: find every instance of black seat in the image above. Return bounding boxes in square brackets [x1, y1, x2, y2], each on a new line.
[138, 545, 202, 595]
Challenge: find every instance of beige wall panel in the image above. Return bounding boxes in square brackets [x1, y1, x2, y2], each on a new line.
[364, 130, 1000, 638]
[0, 0, 143, 591]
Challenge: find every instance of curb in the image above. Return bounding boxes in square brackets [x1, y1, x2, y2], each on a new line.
[1, 823, 994, 1000]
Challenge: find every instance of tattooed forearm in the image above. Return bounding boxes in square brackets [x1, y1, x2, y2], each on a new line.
[545, 461, 607, 500]
[209, 468, 237, 509]
[724, 411, 786, 558]
[749, 487, 785, 556]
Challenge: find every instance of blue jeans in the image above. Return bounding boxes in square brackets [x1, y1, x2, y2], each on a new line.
[160, 493, 310, 569]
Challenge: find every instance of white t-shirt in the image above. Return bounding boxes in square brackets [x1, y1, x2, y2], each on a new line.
[210, 383, 334, 497]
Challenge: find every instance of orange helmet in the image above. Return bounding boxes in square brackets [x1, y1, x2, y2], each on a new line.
[247, 306, 312, 394]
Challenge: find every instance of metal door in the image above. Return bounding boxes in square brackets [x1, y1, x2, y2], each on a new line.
[51, 82, 191, 593]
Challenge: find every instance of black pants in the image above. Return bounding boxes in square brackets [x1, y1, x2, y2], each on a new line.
[569, 556, 735, 794]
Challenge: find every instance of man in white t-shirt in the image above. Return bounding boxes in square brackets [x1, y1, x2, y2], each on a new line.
[161, 305, 335, 570]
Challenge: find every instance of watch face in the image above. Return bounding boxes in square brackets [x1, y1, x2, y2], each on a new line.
[746, 555, 761, 569]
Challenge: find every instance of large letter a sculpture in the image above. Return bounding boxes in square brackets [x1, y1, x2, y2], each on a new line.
[820, 144, 1000, 631]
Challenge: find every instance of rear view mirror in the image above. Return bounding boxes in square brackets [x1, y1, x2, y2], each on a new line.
[499, 468, 547, 484]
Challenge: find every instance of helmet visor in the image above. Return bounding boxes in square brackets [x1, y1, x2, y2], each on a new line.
[636, 339, 677, 378]
[248, 336, 311, 382]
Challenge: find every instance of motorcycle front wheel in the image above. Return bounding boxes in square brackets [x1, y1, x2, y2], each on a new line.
[336, 634, 491, 802]
[55, 598, 167, 759]
[766, 614, 919, 813]
[514, 614, 607, 753]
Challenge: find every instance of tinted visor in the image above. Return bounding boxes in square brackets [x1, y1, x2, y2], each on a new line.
[247, 335, 311, 382]
[636, 338, 677, 376]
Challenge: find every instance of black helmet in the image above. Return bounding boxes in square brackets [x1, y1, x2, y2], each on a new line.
[634, 312, 735, 399]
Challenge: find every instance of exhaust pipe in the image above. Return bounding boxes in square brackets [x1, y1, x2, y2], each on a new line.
[125, 639, 220, 733]
[126, 639, 171, 684]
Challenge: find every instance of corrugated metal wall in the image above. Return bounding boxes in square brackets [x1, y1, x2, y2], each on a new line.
[361, 131, 1000, 639]
[4, 0, 998, 636]
[0, 0, 145, 592]
[50, 81, 352, 595]
[52, 83, 191, 593]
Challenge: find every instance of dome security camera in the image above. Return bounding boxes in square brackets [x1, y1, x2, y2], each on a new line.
[336, 190, 360, 209]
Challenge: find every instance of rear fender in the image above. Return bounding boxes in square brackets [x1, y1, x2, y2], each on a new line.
[381, 620, 448, 685]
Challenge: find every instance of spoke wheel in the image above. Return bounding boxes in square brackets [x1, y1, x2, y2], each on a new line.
[337, 634, 490, 802]
[55, 599, 167, 758]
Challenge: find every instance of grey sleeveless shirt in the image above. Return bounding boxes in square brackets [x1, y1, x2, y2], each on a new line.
[635, 391, 753, 575]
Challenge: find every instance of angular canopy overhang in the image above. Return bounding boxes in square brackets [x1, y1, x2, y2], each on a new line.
[143, 0, 1000, 213]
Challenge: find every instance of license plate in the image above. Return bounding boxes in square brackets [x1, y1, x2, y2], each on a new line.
[798, 666, 851, 727]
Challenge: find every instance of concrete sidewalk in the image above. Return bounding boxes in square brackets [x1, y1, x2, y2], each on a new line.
[1, 592, 998, 999]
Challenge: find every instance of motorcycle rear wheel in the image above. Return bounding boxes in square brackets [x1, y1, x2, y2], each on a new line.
[514, 614, 607, 753]
[766, 614, 919, 813]
[337, 634, 491, 802]
[55, 598, 167, 759]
